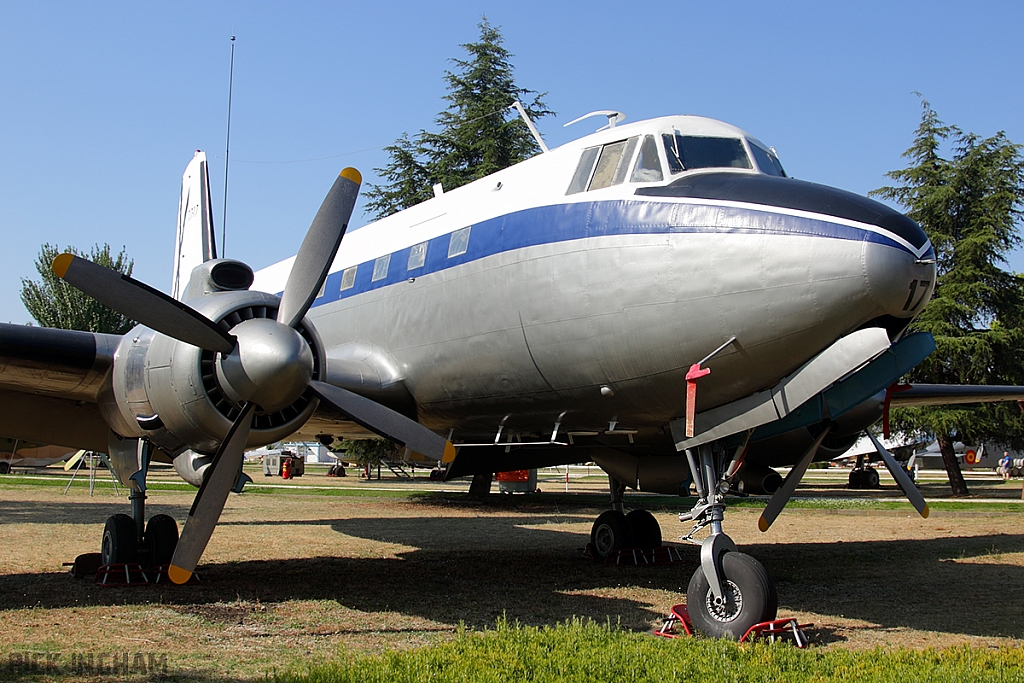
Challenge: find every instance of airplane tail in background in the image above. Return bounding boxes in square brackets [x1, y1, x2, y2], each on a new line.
[172, 150, 217, 300]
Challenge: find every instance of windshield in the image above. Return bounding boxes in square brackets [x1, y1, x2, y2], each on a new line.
[749, 142, 787, 177]
[662, 134, 751, 173]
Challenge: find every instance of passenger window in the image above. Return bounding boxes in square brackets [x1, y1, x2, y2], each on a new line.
[448, 226, 471, 258]
[750, 142, 787, 177]
[317, 281, 327, 299]
[407, 242, 427, 270]
[340, 266, 357, 291]
[663, 134, 751, 173]
[631, 135, 664, 182]
[371, 254, 390, 282]
[566, 147, 600, 195]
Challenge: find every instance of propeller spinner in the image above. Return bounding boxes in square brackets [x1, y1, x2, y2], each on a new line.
[54, 167, 454, 584]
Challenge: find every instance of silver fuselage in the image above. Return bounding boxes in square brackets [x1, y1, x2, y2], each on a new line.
[254, 116, 935, 450]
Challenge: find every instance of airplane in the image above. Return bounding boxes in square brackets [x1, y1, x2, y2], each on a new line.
[3, 113, 1024, 640]
[0, 437, 77, 473]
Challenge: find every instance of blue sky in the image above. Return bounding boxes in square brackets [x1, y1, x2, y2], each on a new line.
[1, 1, 1022, 324]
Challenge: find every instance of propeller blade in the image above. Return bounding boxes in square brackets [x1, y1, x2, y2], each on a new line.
[52, 254, 235, 354]
[867, 431, 930, 518]
[758, 424, 832, 532]
[309, 380, 455, 462]
[168, 402, 255, 584]
[277, 168, 362, 329]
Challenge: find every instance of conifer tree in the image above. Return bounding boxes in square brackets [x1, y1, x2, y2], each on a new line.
[365, 20, 551, 219]
[873, 99, 1024, 495]
[21, 243, 137, 334]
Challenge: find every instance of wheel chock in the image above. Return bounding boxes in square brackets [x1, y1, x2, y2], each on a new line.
[739, 618, 813, 648]
[583, 543, 687, 565]
[654, 604, 693, 638]
[94, 563, 150, 586]
[653, 605, 812, 647]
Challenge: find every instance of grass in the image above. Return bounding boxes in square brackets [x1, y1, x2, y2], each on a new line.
[277, 619, 1024, 683]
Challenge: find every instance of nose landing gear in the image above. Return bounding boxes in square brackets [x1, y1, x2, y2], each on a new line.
[679, 442, 777, 639]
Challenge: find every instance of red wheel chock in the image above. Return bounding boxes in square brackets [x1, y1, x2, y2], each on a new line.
[654, 604, 693, 638]
[654, 604, 812, 647]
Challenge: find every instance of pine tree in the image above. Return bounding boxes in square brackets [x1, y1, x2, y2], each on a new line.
[872, 99, 1024, 495]
[21, 243, 137, 334]
[365, 20, 551, 219]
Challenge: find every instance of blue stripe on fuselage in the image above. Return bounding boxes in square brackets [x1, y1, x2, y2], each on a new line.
[306, 199, 910, 309]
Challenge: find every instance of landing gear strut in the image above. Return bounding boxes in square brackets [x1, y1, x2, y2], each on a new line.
[680, 442, 777, 639]
[100, 438, 179, 569]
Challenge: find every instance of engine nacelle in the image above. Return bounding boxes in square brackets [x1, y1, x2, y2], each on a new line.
[592, 449, 691, 496]
[98, 287, 327, 461]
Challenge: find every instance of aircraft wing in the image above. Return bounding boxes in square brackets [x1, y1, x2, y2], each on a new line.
[888, 384, 1024, 407]
[0, 322, 118, 451]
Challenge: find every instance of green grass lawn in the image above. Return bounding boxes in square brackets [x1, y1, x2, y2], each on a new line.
[276, 619, 1024, 683]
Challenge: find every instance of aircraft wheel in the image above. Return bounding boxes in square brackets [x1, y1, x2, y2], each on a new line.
[100, 514, 138, 566]
[687, 552, 777, 640]
[865, 467, 880, 488]
[626, 509, 661, 550]
[848, 469, 863, 488]
[0, 462, 9, 475]
[144, 514, 179, 568]
[590, 510, 633, 561]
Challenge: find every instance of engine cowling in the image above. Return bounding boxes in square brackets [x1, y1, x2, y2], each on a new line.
[98, 288, 327, 463]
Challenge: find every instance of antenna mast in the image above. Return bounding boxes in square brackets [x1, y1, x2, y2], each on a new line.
[221, 35, 236, 257]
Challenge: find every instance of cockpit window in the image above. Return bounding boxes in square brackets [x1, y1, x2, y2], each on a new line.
[662, 134, 751, 173]
[749, 142, 787, 177]
[631, 135, 664, 182]
[566, 137, 641, 194]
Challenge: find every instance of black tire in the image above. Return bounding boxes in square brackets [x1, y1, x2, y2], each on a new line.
[848, 469, 864, 488]
[686, 552, 778, 640]
[144, 514, 179, 568]
[865, 468, 880, 488]
[0, 462, 9, 475]
[626, 509, 661, 550]
[100, 514, 138, 566]
[590, 510, 634, 560]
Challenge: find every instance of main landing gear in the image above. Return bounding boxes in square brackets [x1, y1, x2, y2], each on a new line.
[589, 477, 663, 557]
[589, 442, 777, 640]
[99, 439, 179, 569]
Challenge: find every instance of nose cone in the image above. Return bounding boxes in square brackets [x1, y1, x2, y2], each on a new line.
[864, 236, 936, 319]
[215, 317, 314, 413]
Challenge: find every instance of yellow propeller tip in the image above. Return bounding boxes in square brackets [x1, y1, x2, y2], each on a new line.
[167, 565, 193, 584]
[757, 516, 770, 532]
[921, 503, 930, 519]
[442, 441, 457, 464]
[340, 167, 362, 185]
[51, 253, 74, 278]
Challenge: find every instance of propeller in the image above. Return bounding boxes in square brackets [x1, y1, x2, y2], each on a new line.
[54, 167, 456, 583]
[866, 431, 929, 518]
[758, 424, 832, 532]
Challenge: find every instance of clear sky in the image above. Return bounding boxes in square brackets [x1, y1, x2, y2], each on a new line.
[1, 1, 1022, 324]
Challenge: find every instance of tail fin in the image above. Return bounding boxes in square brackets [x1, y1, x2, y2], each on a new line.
[172, 150, 217, 300]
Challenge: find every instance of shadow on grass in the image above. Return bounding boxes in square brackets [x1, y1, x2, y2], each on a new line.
[1, 508, 1022, 639]
[0, 499, 193, 525]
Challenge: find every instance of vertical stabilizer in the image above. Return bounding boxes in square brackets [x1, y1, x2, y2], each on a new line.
[172, 151, 217, 300]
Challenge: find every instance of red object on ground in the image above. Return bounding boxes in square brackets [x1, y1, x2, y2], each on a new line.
[281, 457, 292, 479]
[654, 604, 812, 647]
[496, 469, 530, 482]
